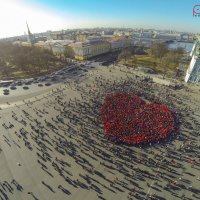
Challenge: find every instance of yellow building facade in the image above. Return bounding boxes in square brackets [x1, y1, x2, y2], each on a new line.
[70, 41, 111, 60]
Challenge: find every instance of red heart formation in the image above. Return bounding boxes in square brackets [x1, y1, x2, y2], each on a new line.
[100, 92, 175, 144]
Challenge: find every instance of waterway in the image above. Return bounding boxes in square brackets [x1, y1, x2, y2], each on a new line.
[168, 41, 194, 53]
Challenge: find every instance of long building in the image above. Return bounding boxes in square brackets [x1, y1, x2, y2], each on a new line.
[68, 36, 133, 60]
[69, 40, 110, 60]
[185, 38, 200, 84]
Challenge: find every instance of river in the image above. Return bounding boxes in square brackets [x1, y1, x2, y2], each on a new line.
[168, 42, 194, 53]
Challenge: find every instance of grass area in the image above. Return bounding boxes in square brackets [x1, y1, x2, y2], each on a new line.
[12, 71, 26, 79]
[135, 55, 157, 68]
[118, 55, 180, 75]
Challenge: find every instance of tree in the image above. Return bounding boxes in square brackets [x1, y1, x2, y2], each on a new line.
[118, 48, 132, 64]
[64, 46, 75, 59]
[159, 50, 183, 78]
[0, 41, 57, 77]
[175, 47, 185, 55]
[149, 42, 168, 60]
[131, 55, 137, 68]
[0, 58, 11, 77]
[160, 55, 171, 78]
[134, 46, 145, 55]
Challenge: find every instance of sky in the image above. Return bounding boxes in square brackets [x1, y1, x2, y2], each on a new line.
[0, 0, 200, 38]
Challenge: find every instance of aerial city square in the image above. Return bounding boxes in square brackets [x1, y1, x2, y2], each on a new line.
[0, 0, 200, 200]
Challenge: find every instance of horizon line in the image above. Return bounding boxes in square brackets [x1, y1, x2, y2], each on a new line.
[0, 26, 196, 40]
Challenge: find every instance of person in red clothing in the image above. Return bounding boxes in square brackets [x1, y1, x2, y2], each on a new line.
[101, 92, 175, 145]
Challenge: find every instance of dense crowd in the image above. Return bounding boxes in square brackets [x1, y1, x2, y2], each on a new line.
[0, 66, 200, 200]
[101, 92, 176, 144]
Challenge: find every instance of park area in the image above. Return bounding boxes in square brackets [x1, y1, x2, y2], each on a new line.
[0, 41, 65, 80]
[117, 42, 190, 78]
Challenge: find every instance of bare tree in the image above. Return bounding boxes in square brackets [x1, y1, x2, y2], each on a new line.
[0, 59, 11, 77]
[159, 50, 183, 78]
[0, 42, 57, 77]
[118, 48, 132, 64]
[131, 55, 137, 68]
[64, 46, 75, 59]
[160, 55, 170, 78]
[150, 42, 168, 60]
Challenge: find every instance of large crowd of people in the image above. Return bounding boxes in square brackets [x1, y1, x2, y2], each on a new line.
[101, 92, 175, 144]
[0, 66, 199, 200]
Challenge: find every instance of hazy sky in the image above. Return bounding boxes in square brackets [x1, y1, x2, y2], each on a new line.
[0, 0, 200, 38]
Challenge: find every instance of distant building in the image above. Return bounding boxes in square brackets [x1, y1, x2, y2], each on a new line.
[48, 40, 74, 59]
[90, 40, 110, 57]
[69, 40, 110, 60]
[49, 30, 72, 40]
[132, 32, 142, 38]
[106, 36, 132, 51]
[114, 30, 132, 37]
[132, 30, 152, 39]
[15, 22, 48, 47]
[26, 22, 35, 45]
[155, 33, 181, 41]
[34, 41, 49, 49]
[181, 33, 189, 41]
[69, 42, 90, 60]
[185, 38, 200, 84]
[102, 30, 114, 35]
[67, 35, 134, 60]
[75, 33, 88, 42]
[142, 32, 152, 38]
[14, 38, 74, 60]
[87, 36, 102, 42]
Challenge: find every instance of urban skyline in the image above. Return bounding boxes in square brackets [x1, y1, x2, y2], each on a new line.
[0, 0, 200, 38]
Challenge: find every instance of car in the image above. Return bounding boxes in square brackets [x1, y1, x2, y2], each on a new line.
[3, 92, 9, 95]
[3, 89, 9, 92]
[51, 78, 57, 82]
[10, 82, 16, 86]
[45, 83, 51, 86]
[23, 86, 29, 90]
[2, 83, 10, 87]
[10, 86, 17, 90]
[39, 78, 46, 82]
[67, 68, 76, 72]
[16, 82, 23, 86]
[25, 82, 32, 85]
